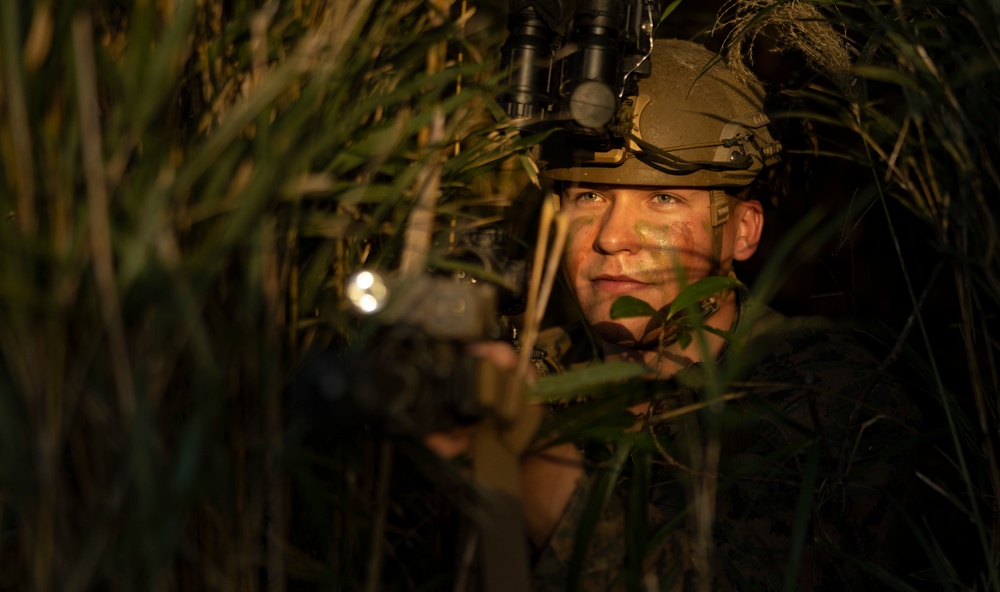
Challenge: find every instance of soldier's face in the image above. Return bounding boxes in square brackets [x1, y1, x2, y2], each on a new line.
[561, 184, 721, 347]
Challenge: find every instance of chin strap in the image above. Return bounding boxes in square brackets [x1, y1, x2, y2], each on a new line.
[709, 189, 731, 276]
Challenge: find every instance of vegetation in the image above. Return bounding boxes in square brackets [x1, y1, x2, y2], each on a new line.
[0, 0, 996, 590]
[726, 0, 1000, 587]
[0, 0, 523, 588]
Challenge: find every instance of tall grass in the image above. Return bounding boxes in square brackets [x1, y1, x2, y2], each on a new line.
[1, 0, 997, 590]
[837, 1, 997, 586]
[716, 0, 1000, 587]
[0, 0, 527, 589]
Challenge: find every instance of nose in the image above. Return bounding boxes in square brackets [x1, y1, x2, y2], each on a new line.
[594, 200, 641, 254]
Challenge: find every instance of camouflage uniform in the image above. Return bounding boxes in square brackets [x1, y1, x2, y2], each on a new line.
[531, 291, 921, 590]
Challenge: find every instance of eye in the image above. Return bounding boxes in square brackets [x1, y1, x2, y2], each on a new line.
[572, 191, 603, 204]
[651, 193, 681, 205]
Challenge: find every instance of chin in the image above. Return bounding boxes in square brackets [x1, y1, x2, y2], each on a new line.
[590, 320, 652, 348]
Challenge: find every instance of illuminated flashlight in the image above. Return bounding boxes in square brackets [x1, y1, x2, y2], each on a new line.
[346, 270, 389, 314]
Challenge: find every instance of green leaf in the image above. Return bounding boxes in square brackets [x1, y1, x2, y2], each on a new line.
[676, 328, 692, 349]
[528, 362, 649, 401]
[853, 64, 922, 92]
[610, 295, 660, 319]
[666, 275, 742, 320]
[782, 443, 820, 592]
[701, 325, 736, 343]
[656, 0, 683, 29]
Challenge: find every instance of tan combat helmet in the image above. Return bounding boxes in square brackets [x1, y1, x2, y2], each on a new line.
[540, 38, 782, 188]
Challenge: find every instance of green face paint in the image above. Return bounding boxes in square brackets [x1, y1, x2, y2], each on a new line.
[634, 219, 675, 252]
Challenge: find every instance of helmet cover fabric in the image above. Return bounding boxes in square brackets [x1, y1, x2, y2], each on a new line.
[540, 39, 782, 187]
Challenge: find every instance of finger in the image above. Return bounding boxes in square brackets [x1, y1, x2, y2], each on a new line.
[423, 427, 475, 459]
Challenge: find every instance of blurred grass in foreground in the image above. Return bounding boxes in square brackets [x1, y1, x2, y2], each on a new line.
[1, 0, 999, 590]
[0, 0, 530, 588]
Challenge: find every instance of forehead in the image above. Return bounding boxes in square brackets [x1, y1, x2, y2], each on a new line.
[560, 183, 709, 197]
[564, 183, 670, 191]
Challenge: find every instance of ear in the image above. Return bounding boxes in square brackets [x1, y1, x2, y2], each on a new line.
[732, 200, 763, 262]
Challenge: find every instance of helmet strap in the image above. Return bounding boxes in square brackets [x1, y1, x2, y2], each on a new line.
[709, 189, 731, 275]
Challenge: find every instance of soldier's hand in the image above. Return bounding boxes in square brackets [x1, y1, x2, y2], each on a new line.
[421, 341, 523, 459]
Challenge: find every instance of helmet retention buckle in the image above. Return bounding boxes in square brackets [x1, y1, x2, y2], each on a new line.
[710, 189, 730, 275]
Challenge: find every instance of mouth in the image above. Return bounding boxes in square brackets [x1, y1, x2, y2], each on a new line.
[591, 274, 651, 295]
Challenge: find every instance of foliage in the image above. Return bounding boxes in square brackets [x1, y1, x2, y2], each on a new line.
[718, 0, 1000, 588]
[0, 0, 525, 589]
[834, 1, 998, 587]
[1, 0, 998, 590]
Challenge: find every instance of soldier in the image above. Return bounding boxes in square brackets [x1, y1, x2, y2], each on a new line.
[515, 39, 922, 590]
